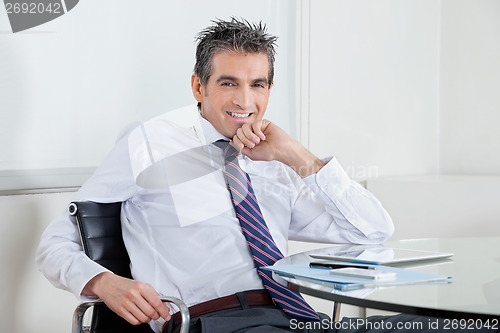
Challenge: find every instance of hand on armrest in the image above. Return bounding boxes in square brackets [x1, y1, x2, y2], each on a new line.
[83, 272, 171, 325]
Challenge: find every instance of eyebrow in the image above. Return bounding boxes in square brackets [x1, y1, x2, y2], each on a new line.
[216, 75, 269, 87]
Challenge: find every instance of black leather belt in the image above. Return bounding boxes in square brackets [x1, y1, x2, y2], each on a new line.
[168, 290, 274, 329]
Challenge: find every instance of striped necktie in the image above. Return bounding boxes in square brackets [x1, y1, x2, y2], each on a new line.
[215, 140, 320, 321]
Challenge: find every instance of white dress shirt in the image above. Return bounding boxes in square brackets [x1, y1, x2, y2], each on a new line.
[36, 105, 393, 332]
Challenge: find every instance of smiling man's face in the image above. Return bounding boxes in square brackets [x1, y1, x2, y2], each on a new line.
[192, 50, 272, 138]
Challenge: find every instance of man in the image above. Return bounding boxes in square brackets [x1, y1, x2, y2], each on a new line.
[37, 18, 394, 332]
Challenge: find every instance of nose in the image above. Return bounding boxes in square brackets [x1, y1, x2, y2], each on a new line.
[233, 87, 251, 110]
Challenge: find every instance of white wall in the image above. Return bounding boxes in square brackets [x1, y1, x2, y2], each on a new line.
[0, 0, 297, 172]
[302, 0, 500, 240]
[0, 191, 78, 333]
[439, 0, 500, 175]
[305, 0, 440, 181]
[367, 175, 500, 240]
[304, 0, 500, 180]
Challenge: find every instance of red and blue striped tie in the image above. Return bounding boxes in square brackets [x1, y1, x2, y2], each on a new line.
[215, 140, 320, 321]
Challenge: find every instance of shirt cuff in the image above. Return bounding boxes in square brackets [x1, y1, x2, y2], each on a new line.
[303, 156, 351, 193]
[69, 256, 111, 301]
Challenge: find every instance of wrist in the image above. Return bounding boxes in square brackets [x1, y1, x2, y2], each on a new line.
[278, 141, 325, 177]
[83, 272, 112, 297]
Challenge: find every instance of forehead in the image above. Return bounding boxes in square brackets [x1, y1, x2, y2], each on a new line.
[210, 51, 269, 79]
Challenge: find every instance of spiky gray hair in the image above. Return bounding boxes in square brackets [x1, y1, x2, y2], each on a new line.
[194, 17, 278, 87]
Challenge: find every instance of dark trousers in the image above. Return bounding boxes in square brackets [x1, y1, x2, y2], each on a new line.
[167, 306, 499, 333]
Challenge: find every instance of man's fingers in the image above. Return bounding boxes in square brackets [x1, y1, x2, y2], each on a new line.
[241, 124, 261, 145]
[235, 127, 257, 148]
[157, 302, 171, 321]
[143, 288, 171, 321]
[113, 300, 145, 325]
[252, 121, 266, 141]
[231, 136, 245, 152]
[135, 296, 162, 321]
[132, 285, 172, 322]
[117, 295, 171, 325]
[128, 301, 153, 324]
[234, 120, 269, 149]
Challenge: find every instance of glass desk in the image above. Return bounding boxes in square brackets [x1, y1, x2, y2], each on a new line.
[274, 237, 500, 320]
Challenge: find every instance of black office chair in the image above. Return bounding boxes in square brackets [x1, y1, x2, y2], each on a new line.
[68, 201, 190, 333]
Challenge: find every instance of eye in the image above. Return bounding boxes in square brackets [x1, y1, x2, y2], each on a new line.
[252, 81, 268, 89]
[221, 82, 235, 87]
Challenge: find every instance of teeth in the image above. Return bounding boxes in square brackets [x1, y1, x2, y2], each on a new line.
[228, 112, 250, 118]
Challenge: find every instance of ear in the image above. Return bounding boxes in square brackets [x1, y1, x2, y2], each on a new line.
[191, 74, 204, 103]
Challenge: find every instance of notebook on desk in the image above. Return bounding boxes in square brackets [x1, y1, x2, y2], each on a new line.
[308, 245, 453, 265]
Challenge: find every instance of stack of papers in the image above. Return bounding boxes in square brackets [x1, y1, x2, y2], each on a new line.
[263, 263, 452, 291]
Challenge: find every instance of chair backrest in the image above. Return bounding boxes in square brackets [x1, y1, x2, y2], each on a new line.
[69, 201, 154, 333]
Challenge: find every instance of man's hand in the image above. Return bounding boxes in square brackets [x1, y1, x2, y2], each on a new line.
[231, 120, 325, 177]
[83, 272, 171, 325]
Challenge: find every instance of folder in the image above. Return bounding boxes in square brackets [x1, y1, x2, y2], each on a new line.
[263, 263, 452, 291]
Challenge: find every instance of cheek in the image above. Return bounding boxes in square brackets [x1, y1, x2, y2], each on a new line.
[256, 94, 270, 109]
[203, 94, 224, 116]
[211, 93, 232, 111]
[211, 88, 230, 100]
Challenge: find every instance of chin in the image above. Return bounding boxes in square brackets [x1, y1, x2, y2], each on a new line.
[225, 129, 238, 138]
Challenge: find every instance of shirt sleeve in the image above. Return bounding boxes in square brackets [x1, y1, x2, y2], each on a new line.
[36, 123, 139, 300]
[288, 157, 394, 244]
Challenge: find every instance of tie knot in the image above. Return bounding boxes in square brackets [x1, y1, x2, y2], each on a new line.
[214, 139, 238, 161]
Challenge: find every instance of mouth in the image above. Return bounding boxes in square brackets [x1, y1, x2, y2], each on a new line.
[226, 112, 252, 119]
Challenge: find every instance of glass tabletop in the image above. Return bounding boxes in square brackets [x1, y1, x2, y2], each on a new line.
[274, 237, 500, 320]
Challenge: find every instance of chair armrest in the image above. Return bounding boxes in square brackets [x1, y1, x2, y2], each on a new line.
[160, 296, 190, 333]
[72, 300, 102, 333]
[72, 297, 190, 333]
